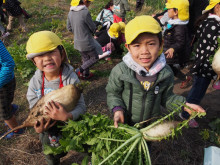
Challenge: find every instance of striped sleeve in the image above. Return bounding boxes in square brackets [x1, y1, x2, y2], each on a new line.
[0, 40, 15, 88]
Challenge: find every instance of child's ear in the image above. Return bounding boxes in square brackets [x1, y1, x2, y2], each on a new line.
[158, 40, 164, 55]
[61, 49, 67, 62]
[125, 43, 130, 51]
[174, 10, 178, 16]
[31, 59, 36, 65]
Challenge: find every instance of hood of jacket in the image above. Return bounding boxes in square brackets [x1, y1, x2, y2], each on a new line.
[70, 5, 86, 11]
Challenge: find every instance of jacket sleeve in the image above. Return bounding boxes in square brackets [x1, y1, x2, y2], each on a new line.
[0, 41, 15, 88]
[26, 77, 40, 109]
[85, 11, 96, 34]
[161, 70, 186, 109]
[96, 9, 103, 22]
[106, 64, 126, 111]
[171, 26, 186, 53]
[66, 14, 73, 32]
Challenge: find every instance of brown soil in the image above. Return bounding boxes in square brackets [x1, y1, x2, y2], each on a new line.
[0, 60, 219, 165]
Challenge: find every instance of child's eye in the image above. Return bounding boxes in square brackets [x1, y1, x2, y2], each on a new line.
[133, 44, 140, 47]
[149, 43, 156, 45]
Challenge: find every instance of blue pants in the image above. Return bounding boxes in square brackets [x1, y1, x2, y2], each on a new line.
[186, 75, 211, 104]
[182, 75, 211, 119]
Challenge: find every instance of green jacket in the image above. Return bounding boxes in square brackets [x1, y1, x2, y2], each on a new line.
[106, 62, 185, 125]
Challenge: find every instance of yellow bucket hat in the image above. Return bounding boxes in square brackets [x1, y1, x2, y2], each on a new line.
[108, 23, 121, 38]
[71, 0, 80, 6]
[125, 15, 162, 44]
[71, 0, 94, 6]
[166, 0, 189, 21]
[26, 31, 64, 60]
[118, 22, 126, 33]
[202, 0, 220, 14]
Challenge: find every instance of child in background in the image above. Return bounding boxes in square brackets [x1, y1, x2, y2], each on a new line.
[106, 15, 205, 128]
[0, 40, 23, 139]
[2, 0, 26, 32]
[136, 0, 144, 12]
[0, 0, 10, 38]
[96, 0, 114, 25]
[113, 0, 130, 23]
[26, 31, 86, 164]
[163, 0, 191, 84]
[67, 0, 103, 80]
[118, 21, 126, 44]
[95, 23, 122, 59]
[179, 0, 220, 128]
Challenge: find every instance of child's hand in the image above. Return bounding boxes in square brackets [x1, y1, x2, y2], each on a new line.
[114, 111, 124, 128]
[184, 102, 206, 114]
[45, 100, 73, 121]
[165, 48, 174, 58]
[34, 118, 56, 133]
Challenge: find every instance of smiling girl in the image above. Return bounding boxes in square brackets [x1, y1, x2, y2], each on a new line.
[26, 31, 86, 164]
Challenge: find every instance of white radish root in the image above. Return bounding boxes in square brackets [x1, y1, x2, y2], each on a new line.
[143, 121, 180, 141]
[0, 84, 81, 140]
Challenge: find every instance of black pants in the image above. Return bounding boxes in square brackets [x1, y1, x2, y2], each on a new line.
[0, 78, 15, 120]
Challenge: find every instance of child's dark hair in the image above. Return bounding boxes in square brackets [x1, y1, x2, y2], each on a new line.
[105, 0, 113, 9]
[194, 8, 215, 30]
[157, 32, 163, 46]
[57, 45, 64, 55]
[57, 45, 68, 63]
[79, 0, 84, 5]
[173, 8, 178, 12]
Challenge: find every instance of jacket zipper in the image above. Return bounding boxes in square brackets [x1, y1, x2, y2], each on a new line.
[140, 92, 147, 122]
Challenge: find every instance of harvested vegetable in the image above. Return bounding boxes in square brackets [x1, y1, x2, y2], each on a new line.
[44, 103, 206, 165]
[0, 84, 81, 140]
[212, 48, 220, 76]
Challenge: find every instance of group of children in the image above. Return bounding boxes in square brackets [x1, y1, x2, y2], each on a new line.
[0, 0, 219, 164]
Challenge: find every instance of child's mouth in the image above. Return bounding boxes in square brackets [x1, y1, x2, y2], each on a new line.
[44, 63, 55, 69]
[140, 58, 151, 63]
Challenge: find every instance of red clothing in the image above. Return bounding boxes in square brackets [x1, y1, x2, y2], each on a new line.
[113, 14, 124, 23]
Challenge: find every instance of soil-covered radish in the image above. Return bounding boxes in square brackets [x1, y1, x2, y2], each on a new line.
[0, 84, 81, 140]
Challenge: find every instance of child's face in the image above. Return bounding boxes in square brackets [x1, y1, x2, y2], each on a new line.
[126, 33, 162, 70]
[168, 8, 178, 19]
[84, 0, 91, 7]
[33, 48, 64, 74]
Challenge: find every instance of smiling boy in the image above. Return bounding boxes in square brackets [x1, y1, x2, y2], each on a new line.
[106, 15, 205, 128]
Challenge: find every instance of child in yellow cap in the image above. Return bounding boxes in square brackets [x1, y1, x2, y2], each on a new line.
[106, 15, 205, 131]
[67, 0, 102, 80]
[163, 0, 191, 85]
[26, 31, 86, 164]
[95, 23, 123, 59]
[179, 0, 220, 127]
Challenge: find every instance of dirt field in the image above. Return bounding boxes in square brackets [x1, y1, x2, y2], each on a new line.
[0, 59, 219, 165]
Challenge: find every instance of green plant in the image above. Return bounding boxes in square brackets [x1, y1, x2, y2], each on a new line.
[44, 103, 205, 165]
[7, 43, 35, 79]
[200, 118, 220, 146]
